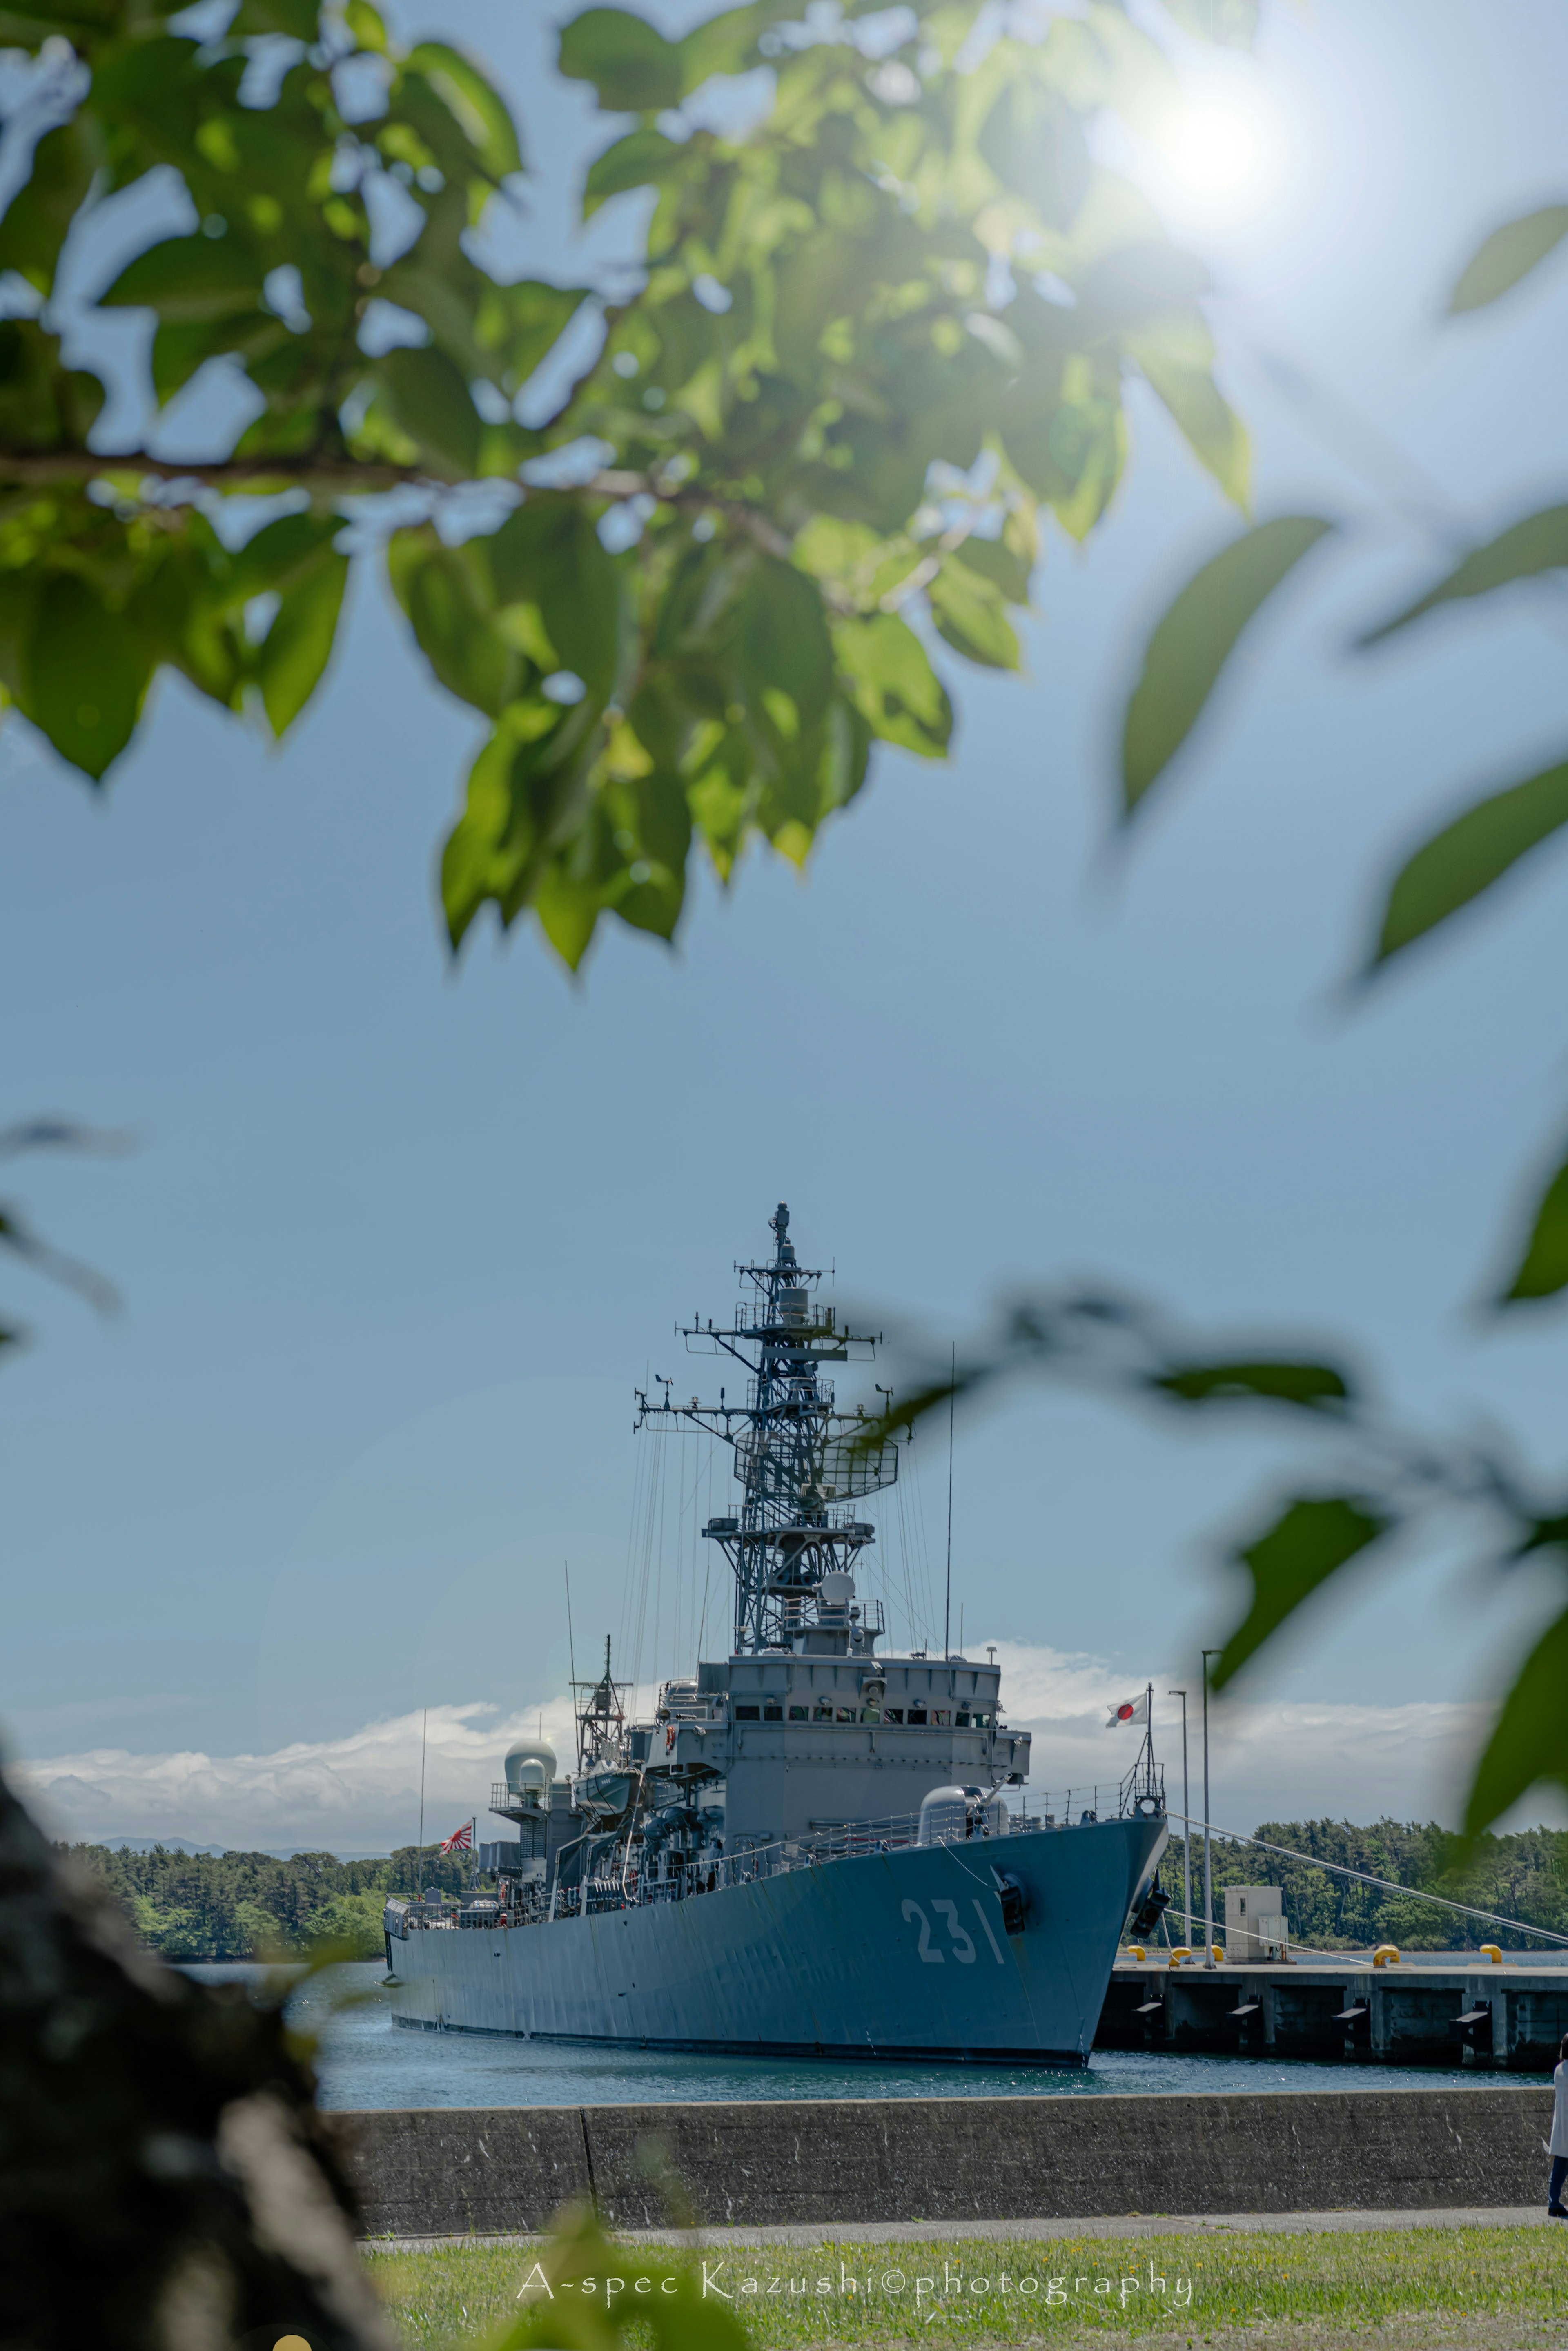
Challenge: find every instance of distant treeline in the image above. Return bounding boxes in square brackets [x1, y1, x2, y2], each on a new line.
[1154, 1819, 1568, 1952]
[68, 1816, 1568, 1961]
[62, 1844, 474, 1962]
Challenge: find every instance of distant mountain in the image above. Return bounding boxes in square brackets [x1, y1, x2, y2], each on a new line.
[82, 1836, 391, 1860]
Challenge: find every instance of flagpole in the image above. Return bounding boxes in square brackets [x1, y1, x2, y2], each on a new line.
[1167, 1688, 1191, 1947]
[943, 1343, 955, 1658]
[417, 1706, 428, 1903]
[1201, 1650, 1220, 1970]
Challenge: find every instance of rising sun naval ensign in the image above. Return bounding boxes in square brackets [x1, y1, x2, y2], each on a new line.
[384, 1206, 1167, 2061]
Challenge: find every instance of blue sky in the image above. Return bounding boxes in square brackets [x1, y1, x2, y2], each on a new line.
[7, 0, 1568, 1844]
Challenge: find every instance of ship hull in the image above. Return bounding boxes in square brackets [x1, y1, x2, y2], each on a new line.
[386, 1817, 1164, 2064]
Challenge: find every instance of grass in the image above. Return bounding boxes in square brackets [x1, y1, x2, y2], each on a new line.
[366, 2223, 1568, 2350]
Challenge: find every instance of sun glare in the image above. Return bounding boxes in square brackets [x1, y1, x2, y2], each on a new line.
[1166, 98, 1272, 204]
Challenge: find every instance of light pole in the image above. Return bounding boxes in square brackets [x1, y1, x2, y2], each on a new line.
[1167, 1687, 1191, 1946]
[1200, 1649, 1221, 1970]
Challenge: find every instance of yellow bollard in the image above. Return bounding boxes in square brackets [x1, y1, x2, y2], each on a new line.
[1128, 1945, 1147, 1962]
[1480, 1943, 1503, 1965]
[1167, 1945, 1192, 1968]
[1211, 1944, 1225, 1963]
[1372, 1943, 1400, 1968]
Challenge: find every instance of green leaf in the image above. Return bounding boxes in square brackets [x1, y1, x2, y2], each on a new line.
[832, 613, 952, 758]
[403, 42, 523, 183]
[24, 575, 153, 783]
[227, 512, 345, 607]
[258, 552, 347, 736]
[927, 560, 1021, 671]
[231, 0, 318, 32]
[1359, 505, 1568, 644]
[1120, 515, 1334, 817]
[1499, 1147, 1568, 1304]
[487, 494, 622, 703]
[100, 235, 261, 323]
[558, 7, 683, 114]
[0, 116, 99, 294]
[1368, 757, 1568, 972]
[1449, 203, 1568, 314]
[390, 535, 517, 718]
[343, 0, 388, 52]
[1213, 1496, 1394, 1689]
[1462, 1606, 1568, 1834]
[583, 127, 685, 217]
[374, 345, 481, 479]
[1151, 1359, 1353, 1411]
[1134, 347, 1250, 508]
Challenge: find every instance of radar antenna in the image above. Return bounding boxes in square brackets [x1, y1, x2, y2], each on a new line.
[634, 1204, 897, 1653]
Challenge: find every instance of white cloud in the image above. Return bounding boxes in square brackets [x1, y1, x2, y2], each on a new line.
[986, 1639, 1516, 1832]
[10, 1643, 1561, 1852]
[11, 1698, 583, 1854]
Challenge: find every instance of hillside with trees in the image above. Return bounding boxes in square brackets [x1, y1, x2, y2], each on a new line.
[1155, 1820, 1568, 1953]
[60, 1842, 474, 1962]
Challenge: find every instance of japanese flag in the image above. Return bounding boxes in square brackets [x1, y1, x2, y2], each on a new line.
[1106, 1694, 1149, 1729]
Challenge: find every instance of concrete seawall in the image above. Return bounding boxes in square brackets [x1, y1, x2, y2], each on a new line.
[334, 2087, 1554, 2239]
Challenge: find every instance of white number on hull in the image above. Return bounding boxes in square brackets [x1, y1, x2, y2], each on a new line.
[903, 1896, 1008, 1965]
[901, 1898, 943, 1961]
[931, 1899, 976, 1963]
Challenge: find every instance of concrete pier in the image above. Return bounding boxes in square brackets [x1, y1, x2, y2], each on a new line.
[1097, 1959, 1568, 2068]
[333, 2085, 1555, 2238]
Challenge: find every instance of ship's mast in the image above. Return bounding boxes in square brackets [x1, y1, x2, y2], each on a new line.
[635, 1203, 898, 1653]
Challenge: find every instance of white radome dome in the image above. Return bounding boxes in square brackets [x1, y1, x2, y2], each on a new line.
[503, 1736, 557, 1796]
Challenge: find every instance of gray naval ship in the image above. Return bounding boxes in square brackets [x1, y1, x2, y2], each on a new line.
[385, 1206, 1169, 2063]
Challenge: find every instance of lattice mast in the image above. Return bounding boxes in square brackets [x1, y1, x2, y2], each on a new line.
[634, 1203, 898, 1653]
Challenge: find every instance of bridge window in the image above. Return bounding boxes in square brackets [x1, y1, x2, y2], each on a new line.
[836, 1707, 855, 1722]
[814, 1700, 833, 1720]
[884, 1707, 904, 1723]
[763, 1705, 782, 1721]
[788, 1705, 808, 1720]
[934, 1709, 951, 1725]
[956, 1710, 971, 1727]
[735, 1705, 760, 1720]
[907, 1708, 927, 1725]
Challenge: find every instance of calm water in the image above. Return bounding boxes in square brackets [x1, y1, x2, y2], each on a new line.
[184, 1963, 1520, 2113]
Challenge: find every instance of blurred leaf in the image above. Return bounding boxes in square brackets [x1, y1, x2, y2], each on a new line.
[388, 531, 515, 717]
[1359, 505, 1568, 643]
[558, 7, 683, 113]
[1463, 1606, 1568, 1834]
[231, 0, 318, 32]
[1214, 1496, 1394, 1688]
[1134, 345, 1250, 508]
[1120, 515, 1334, 817]
[1160, 0, 1258, 45]
[833, 613, 952, 757]
[0, 117, 98, 294]
[343, 0, 388, 51]
[25, 576, 152, 783]
[927, 560, 1020, 671]
[1499, 1147, 1568, 1304]
[583, 127, 685, 216]
[375, 345, 482, 479]
[1152, 1359, 1352, 1411]
[1368, 757, 1568, 972]
[101, 235, 262, 324]
[404, 42, 523, 183]
[1449, 203, 1568, 314]
[494, 2196, 752, 2351]
[258, 552, 347, 737]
